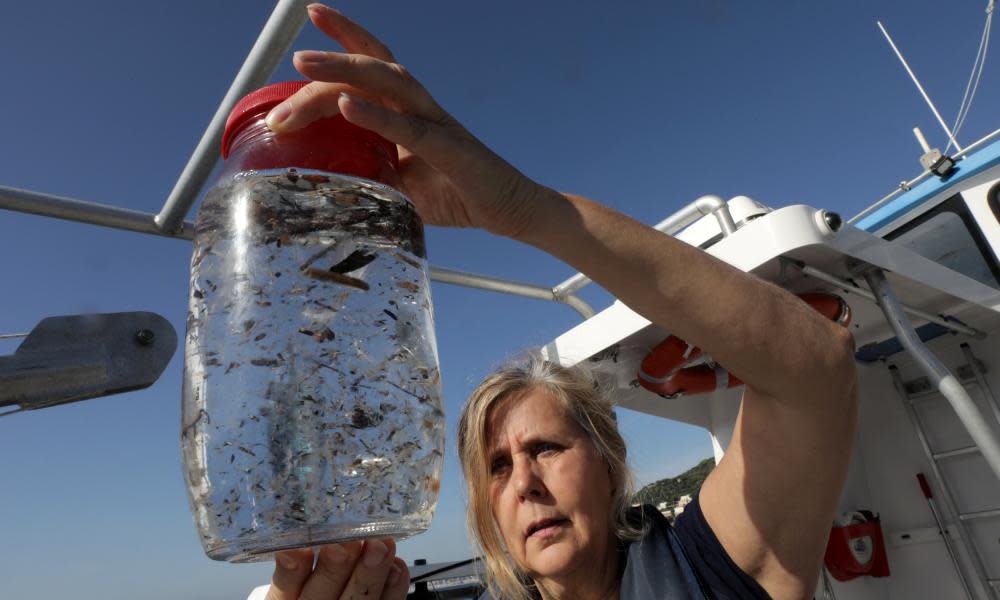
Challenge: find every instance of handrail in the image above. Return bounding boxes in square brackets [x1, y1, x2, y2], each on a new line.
[849, 125, 1000, 226]
[430, 266, 595, 319]
[0, 186, 596, 318]
[0, 185, 196, 240]
[153, 0, 310, 234]
[1, 189, 742, 322]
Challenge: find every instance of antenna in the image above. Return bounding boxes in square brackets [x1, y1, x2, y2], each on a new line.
[912, 126, 956, 176]
[877, 20, 964, 152]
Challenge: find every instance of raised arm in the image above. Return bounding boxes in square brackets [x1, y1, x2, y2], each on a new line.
[520, 192, 858, 598]
[270, 6, 858, 598]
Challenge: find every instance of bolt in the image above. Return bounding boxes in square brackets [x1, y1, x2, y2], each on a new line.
[823, 211, 843, 232]
[136, 329, 155, 346]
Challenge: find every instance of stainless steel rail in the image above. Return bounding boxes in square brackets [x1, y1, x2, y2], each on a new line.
[3, 185, 746, 320]
[0, 185, 196, 240]
[782, 258, 987, 339]
[430, 266, 595, 319]
[153, 0, 310, 234]
[0, 187, 597, 317]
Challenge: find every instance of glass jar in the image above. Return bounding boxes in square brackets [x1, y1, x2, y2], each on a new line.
[181, 81, 444, 562]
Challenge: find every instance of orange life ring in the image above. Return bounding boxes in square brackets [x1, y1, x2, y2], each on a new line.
[637, 293, 851, 398]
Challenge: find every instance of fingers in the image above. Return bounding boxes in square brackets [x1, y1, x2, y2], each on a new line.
[306, 4, 395, 62]
[383, 557, 410, 600]
[299, 538, 396, 600]
[267, 4, 432, 134]
[303, 51, 441, 115]
[266, 80, 354, 132]
[268, 52, 444, 134]
[265, 548, 315, 600]
[338, 93, 468, 172]
[297, 540, 362, 600]
[264, 540, 408, 600]
[293, 51, 432, 114]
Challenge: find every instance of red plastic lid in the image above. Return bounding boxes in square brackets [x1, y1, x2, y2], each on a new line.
[221, 81, 398, 181]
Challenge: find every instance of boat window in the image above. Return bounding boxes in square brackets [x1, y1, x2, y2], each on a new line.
[886, 194, 1000, 289]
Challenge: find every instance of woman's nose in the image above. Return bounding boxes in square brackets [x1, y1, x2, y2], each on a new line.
[512, 457, 546, 500]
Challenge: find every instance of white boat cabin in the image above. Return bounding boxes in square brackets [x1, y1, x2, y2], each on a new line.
[541, 137, 1000, 599]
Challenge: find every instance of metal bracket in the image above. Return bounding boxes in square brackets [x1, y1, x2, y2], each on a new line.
[0, 312, 177, 416]
[900, 361, 988, 395]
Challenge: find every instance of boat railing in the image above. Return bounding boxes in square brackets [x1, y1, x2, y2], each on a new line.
[849, 124, 1000, 226]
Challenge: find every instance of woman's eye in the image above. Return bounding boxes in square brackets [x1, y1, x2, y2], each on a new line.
[490, 458, 510, 475]
[536, 442, 561, 456]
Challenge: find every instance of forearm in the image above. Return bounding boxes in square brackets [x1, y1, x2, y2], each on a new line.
[518, 188, 854, 400]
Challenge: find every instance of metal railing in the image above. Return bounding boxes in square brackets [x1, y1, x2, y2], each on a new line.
[0, 1, 746, 322]
[849, 125, 1000, 227]
[0, 178, 742, 320]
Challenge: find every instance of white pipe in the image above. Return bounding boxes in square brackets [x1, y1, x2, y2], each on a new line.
[866, 269, 1000, 482]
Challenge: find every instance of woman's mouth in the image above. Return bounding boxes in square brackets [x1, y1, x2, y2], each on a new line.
[527, 518, 570, 539]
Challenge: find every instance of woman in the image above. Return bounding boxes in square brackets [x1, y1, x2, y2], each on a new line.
[261, 5, 858, 600]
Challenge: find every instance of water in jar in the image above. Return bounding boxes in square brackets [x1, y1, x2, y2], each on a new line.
[182, 169, 444, 562]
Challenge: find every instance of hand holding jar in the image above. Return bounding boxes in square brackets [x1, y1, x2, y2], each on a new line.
[259, 539, 409, 600]
[266, 3, 558, 243]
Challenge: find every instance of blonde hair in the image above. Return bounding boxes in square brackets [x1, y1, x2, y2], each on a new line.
[456, 354, 645, 600]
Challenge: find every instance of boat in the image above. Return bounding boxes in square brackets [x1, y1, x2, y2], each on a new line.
[1, 1, 998, 599]
[538, 136, 1000, 598]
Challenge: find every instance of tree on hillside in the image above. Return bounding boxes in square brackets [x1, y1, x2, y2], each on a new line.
[633, 457, 715, 508]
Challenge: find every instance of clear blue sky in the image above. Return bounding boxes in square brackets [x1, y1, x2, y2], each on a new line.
[1, 1, 997, 598]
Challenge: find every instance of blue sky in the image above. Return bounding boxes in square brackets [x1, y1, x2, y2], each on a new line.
[1, 1, 997, 598]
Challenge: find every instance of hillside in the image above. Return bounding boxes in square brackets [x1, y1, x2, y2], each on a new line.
[634, 457, 715, 507]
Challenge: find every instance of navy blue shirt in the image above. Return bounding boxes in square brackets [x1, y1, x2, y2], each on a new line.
[663, 494, 772, 599]
[479, 494, 771, 599]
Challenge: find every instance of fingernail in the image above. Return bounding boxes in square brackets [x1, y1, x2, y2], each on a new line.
[266, 102, 291, 130]
[388, 563, 402, 586]
[294, 50, 327, 63]
[362, 539, 388, 567]
[309, 4, 341, 15]
[277, 553, 298, 570]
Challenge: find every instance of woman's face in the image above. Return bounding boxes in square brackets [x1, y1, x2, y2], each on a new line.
[485, 389, 615, 581]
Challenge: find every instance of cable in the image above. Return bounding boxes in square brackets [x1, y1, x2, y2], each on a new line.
[946, 1, 994, 154]
[950, 11, 990, 147]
